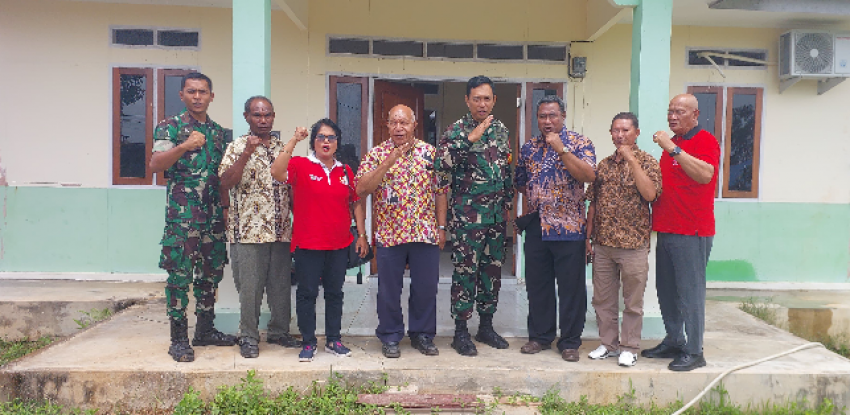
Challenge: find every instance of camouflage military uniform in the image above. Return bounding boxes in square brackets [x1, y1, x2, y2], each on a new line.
[436, 113, 514, 320]
[153, 110, 229, 321]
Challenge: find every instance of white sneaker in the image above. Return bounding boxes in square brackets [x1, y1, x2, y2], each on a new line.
[588, 345, 620, 360]
[619, 351, 637, 367]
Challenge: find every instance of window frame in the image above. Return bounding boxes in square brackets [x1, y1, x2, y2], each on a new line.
[328, 76, 369, 164]
[110, 26, 201, 50]
[687, 85, 763, 199]
[722, 87, 762, 198]
[685, 47, 768, 70]
[112, 67, 154, 186]
[112, 67, 199, 186]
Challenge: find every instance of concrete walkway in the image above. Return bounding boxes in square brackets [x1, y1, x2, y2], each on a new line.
[2, 280, 850, 412]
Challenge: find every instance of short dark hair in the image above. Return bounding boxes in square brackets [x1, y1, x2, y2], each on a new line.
[181, 72, 213, 91]
[244, 95, 273, 113]
[611, 112, 639, 129]
[309, 118, 343, 150]
[536, 95, 566, 114]
[466, 75, 494, 96]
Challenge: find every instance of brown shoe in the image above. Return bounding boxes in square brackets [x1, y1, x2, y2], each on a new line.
[561, 348, 580, 362]
[520, 341, 551, 354]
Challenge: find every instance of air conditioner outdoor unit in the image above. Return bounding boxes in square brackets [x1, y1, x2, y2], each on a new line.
[779, 30, 850, 94]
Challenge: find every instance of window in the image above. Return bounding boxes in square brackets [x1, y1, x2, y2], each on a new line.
[329, 76, 369, 175]
[327, 36, 568, 64]
[687, 48, 767, 69]
[527, 44, 567, 62]
[477, 44, 524, 60]
[427, 42, 473, 59]
[112, 67, 195, 185]
[372, 40, 424, 57]
[689, 86, 763, 198]
[328, 38, 369, 55]
[112, 27, 200, 48]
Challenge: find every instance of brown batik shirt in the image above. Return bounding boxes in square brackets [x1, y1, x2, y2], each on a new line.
[586, 147, 661, 249]
[219, 133, 293, 244]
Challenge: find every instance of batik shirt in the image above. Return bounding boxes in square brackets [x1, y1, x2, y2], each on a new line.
[435, 113, 514, 227]
[515, 126, 596, 241]
[355, 139, 448, 247]
[153, 109, 229, 225]
[586, 148, 661, 249]
[219, 133, 293, 244]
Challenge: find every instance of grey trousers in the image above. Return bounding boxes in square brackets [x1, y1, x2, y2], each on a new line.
[231, 242, 293, 344]
[655, 233, 713, 355]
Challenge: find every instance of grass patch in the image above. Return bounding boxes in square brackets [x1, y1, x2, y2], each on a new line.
[739, 296, 779, 326]
[0, 399, 94, 415]
[74, 308, 113, 330]
[0, 336, 53, 366]
[1, 372, 842, 414]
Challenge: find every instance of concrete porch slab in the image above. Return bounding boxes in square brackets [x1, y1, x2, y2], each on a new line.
[2, 286, 849, 412]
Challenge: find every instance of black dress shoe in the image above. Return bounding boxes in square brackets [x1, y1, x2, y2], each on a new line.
[268, 334, 301, 348]
[668, 353, 706, 371]
[382, 341, 401, 358]
[411, 334, 439, 356]
[640, 343, 682, 359]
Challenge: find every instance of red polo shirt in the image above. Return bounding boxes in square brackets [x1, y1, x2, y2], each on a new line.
[287, 154, 359, 251]
[652, 127, 720, 237]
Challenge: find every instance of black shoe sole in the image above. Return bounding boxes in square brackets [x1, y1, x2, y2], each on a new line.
[192, 339, 238, 346]
[474, 334, 509, 349]
[669, 360, 706, 372]
[413, 347, 440, 356]
[451, 341, 478, 356]
[168, 349, 195, 362]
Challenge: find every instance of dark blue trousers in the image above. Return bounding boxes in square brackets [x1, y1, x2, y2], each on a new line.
[524, 216, 587, 351]
[375, 242, 440, 344]
[294, 248, 348, 346]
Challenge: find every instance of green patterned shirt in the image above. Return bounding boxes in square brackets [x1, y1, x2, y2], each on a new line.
[152, 110, 229, 224]
[435, 113, 514, 226]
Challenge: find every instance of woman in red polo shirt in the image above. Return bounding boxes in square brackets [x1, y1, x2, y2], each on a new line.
[271, 118, 368, 362]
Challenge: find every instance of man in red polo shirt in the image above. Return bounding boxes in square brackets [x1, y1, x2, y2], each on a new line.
[641, 94, 719, 372]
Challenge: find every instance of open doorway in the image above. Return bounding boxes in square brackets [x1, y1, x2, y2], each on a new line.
[329, 75, 565, 279]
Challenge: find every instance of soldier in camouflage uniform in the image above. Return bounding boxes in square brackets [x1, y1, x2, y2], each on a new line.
[150, 73, 237, 362]
[435, 76, 514, 356]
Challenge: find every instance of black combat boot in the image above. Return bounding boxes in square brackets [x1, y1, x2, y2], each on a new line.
[451, 319, 478, 357]
[168, 317, 195, 362]
[475, 313, 509, 349]
[192, 310, 238, 346]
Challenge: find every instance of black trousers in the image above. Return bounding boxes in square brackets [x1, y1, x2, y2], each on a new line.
[375, 242, 440, 344]
[294, 248, 348, 346]
[524, 217, 587, 351]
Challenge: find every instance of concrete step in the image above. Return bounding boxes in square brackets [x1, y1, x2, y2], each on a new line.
[0, 280, 163, 339]
[2, 300, 849, 412]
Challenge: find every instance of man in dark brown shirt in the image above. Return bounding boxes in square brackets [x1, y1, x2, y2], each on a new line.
[585, 112, 661, 367]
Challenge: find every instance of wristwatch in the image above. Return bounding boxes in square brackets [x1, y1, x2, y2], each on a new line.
[669, 146, 682, 157]
[560, 146, 570, 155]
[437, 225, 447, 231]
[358, 233, 367, 238]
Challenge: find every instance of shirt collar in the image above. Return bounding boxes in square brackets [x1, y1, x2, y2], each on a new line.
[307, 151, 342, 169]
[679, 126, 702, 140]
[179, 109, 213, 127]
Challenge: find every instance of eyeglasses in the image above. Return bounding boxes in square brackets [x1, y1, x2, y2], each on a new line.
[537, 113, 562, 121]
[387, 120, 413, 128]
[316, 134, 338, 141]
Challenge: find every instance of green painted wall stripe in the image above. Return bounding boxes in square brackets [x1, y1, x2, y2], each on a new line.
[2, 187, 848, 283]
[0, 187, 164, 273]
